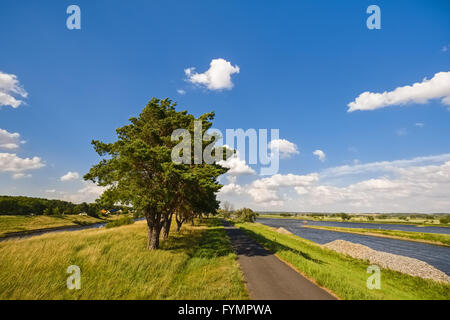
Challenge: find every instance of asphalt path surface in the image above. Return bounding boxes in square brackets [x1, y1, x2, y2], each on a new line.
[223, 221, 336, 300]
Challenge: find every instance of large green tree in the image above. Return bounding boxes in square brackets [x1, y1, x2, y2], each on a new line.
[85, 98, 229, 249]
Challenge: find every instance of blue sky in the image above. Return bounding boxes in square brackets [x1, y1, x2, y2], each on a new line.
[1, 0, 449, 212]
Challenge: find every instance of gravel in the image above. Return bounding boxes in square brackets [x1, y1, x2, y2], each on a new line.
[323, 240, 450, 283]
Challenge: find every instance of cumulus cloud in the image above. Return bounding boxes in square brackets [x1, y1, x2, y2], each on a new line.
[0, 129, 24, 150]
[60, 171, 80, 181]
[269, 139, 299, 159]
[0, 71, 28, 108]
[292, 161, 450, 212]
[246, 173, 318, 204]
[348, 71, 450, 112]
[185, 58, 240, 90]
[220, 176, 245, 195]
[415, 122, 425, 128]
[321, 153, 450, 178]
[219, 153, 450, 212]
[218, 152, 255, 175]
[61, 181, 106, 203]
[313, 149, 326, 162]
[0, 153, 44, 174]
[177, 89, 186, 95]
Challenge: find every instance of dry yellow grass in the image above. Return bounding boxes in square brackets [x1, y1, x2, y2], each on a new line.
[0, 219, 248, 300]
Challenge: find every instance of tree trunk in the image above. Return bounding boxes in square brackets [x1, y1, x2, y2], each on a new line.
[161, 217, 172, 240]
[176, 218, 183, 232]
[147, 225, 161, 250]
[145, 208, 162, 250]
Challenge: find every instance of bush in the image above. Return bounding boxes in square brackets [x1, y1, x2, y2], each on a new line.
[105, 217, 134, 229]
[439, 216, 450, 224]
[232, 208, 258, 223]
[279, 213, 293, 217]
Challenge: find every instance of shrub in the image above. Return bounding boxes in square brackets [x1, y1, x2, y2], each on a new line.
[279, 213, 293, 217]
[233, 208, 258, 223]
[105, 217, 134, 229]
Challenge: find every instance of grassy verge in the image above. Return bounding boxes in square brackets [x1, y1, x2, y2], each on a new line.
[258, 214, 450, 227]
[0, 214, 132, 237]
[237, 222, 450, 300]
[0, 218, 247, 300]
[304, 225, 450, 247]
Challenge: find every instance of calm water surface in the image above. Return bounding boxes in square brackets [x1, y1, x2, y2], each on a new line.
[257, 218, 450, 275]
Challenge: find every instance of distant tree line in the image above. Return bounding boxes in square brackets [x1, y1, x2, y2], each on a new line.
[0, 195, 126, 217]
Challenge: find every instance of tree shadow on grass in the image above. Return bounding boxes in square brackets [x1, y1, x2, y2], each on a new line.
[159, 219, 234, 259]
[240, 227, 325, 265]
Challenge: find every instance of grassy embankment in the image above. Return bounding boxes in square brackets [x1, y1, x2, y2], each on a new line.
[303, 225, 450, 247]
[258, 214, 450, 227]
[0, 218, 247, 300]
[237, 222, 450, 300]
[0, 214, 128, 237]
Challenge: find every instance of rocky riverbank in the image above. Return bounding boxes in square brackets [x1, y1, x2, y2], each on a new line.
[323, 240, 450, 283]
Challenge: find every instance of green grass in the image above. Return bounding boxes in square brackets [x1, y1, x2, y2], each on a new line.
[237, 222, 450, 300]
[0, 215, 107, 237]
[0, 218, 248, 300]
[304, 225, 450, 247]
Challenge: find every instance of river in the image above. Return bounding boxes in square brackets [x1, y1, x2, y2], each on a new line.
[257, 217, 450, 275]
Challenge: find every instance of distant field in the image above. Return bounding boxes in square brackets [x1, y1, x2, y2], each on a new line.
[0, 218, 248, 300]
[258, 214, 450, 227]
[237, 222, 450, 300]
[304, 225, 450, 247]
[0, 214, 128, 237]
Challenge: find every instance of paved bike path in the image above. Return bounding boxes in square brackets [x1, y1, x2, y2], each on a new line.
[224, 222, 336, 300]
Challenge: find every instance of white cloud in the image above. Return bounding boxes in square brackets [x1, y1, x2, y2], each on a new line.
[60, 171, 80, 181]
[269, 139, 299, 159]
[219, 153, 450, 212]
[415, 122, 425, 128]
[313, 149, 326, 162]
[246, 173, 318, 204]
[348, 71, 450, 112]
[0, 153, 44, 174]
[0, 128, 24, 149]
[0, 71, 28, 108]
[292, 161, 450, 212]
[218, 152, 255, 175]
[12, 173, 32, 179]
[61, 181, 106, 203]
[45, 189, 56, 193]
[251, 173, 318, 190]
[185, 58, 240, 90]
[177, 89, 186, 95]
[442, 45, 449, 52]
[320, 153, 450, 178]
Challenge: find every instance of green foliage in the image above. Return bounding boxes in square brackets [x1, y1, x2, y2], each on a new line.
[105, 217, 135, 229]
[232, 208, 258, 223]
[338, 213, 351, 221]
[84, 98, 231, 248]
[279, 213, 293, 217]
[439, 216, 450, 224]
